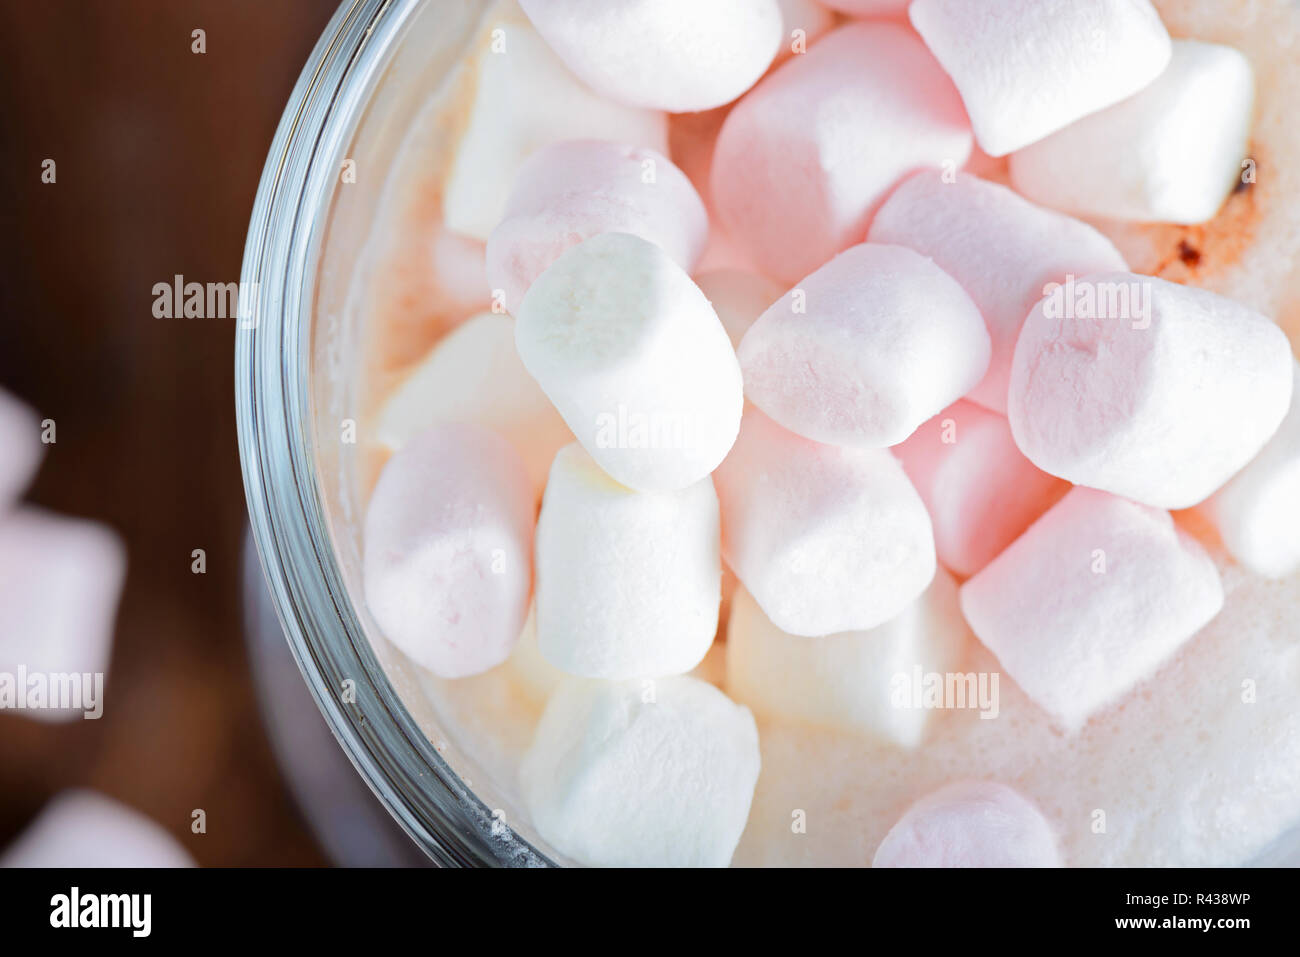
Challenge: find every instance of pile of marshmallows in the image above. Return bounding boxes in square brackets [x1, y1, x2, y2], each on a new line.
[364, 0, 1298, 867]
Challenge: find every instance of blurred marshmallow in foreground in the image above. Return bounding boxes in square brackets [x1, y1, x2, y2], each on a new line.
[1008, 272, 1293, 509]
[375, 311, 571, 499]
[518, 0, 782, 113]
[441, 6, 667, 240]
[520, 676, 759, 867]
[1011, 41, 1255, 225]
[1201, 361, 1300, 579]
[873, 781, 1061, 868]
[960, 488, 1223, 732]
[535, 444, 720, 679]
[895, 401, 1069, 578]
[867, 171, 1127, 414]
[909, 0, 1172, 157]
[711, 22, 971, 282]
[1, 790, 193, 868]
[486, 139, 707, 314]
[714, 409, 935, 637]
[515, 232, 742, 492]
[738, 243, 990, 448]
[726, 570, 968, 748]
[0, 387, 43, 509]
[0, 507, 125, 722]
[363, 424, 534, 679]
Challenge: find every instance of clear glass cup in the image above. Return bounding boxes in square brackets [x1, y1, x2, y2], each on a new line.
[238, 0, 1300, 869]
[236, 0, 557, 867]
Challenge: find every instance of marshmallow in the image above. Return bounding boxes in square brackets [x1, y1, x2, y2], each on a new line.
[1008, 272, 1294, 509]
[375, 312, 571, 498]
[518, 0, 782, 113]
[895, 401, 1069, 578]
[711, 22, 972, 282]
[726, 570, 967, 747]
[872, 781, 1061, 868]
[909, 0, 1172, 157]
[1011, 41, 1255, 225]
[1201, 361, 1300, 579]
[515, 232, 743, 491]
[519, 676, 760, 867]
[0, 507, 125, 722]
[960, 487, 1224, 732]
[535, 444, 719, 679]
[867, 171, 1128, 413]
[0, 387, 42, 509]
[0, 790, 194, 868]
[714, 408, 936, 637]
[820, 0, 908, 14]
[486, 139, 708, 314]
[738, 243, 990, 448]
[442, 7, 667, 240]
[695, 269, 783, 351]
[363, 424, 534, 679]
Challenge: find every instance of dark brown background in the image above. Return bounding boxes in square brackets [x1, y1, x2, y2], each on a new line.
[0, 0, 341, 865]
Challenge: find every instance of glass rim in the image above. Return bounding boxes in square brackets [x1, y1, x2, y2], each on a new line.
[235, 0, 553, 868]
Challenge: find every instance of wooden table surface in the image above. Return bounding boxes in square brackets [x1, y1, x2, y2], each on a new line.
[0, 0, 343, 866]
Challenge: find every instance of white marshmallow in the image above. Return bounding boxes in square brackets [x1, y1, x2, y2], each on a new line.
[873, 781, 1061, 868]
[0, 388, 42, 509]
[1201, 361, 1300, 579]
[518, 0, 782, 112]
[519, 676, 760, 867]
[895, 401, 1069, 578]
[486, 139, 708, 314]
[726, 570, 968, 748]
[515, 232, 743, 492]
[535, 444, 719, 679]
[442, 6, 667, 240]
[738, 243, 990, 448]
[0, 507, 125, 722]
[714, 408, 936, 637]
[867, 171, 1128, 413]
[1008, 272, 1294, 509]
[375, 312, 571, 498]
[1010, 41, 1255, 225]
[960, 487, 1224, 732]
[0, 790, 194, 868]
[695, 269, 784, 351]
[363, 424, 534, 679]
[909, 0, 1173, 156]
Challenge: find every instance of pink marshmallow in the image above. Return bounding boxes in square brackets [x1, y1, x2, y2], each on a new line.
[895, 401, 1069, 578]
[711, 22, 972, 283]
[1, 790, 194, 868]
[714, 408, 936, 637]
[867, 171, 1128, 413]
[821, 0, 909, 15]
[486, 139, 708, 314]
[0, 507, 125, 722]
[909, 0, 1172, 157]
[738, 243, 990, 448]
[873, 781, 1061, 868]
[363, 423, 534, 679]
[519, 0, 783, 113]
[960, 488, 1224, 732]
[1008, 272, 1294, 509]
[0, 387, 43, 509]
